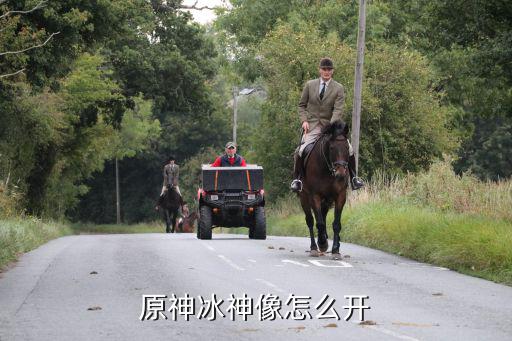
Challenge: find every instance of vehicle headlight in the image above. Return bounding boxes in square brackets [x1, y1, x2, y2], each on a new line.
[247, 194, 256, 200]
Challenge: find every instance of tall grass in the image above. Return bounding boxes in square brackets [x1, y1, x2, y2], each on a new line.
[267, 159, 512, 285]
[0, 217, 72, 270]
[348, 160, 512, 221]
[343, 201, 512, 284]
[0, 183, 22, 218]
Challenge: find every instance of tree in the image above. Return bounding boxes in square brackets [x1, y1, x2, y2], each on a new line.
[0, 1, 59, 79]
[254, 22, 455, 198]
[71, 1, 230, 222]
[385, 0, 512, 180]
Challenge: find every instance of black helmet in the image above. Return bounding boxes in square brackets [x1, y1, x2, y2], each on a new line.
[168, 156, 176, 162]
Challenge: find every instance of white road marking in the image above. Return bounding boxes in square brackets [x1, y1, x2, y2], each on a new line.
[362, 324, 420, 341]
[308, 260, 353, 268]
[256, 278, 286, 293]
[282, 259, 310, 267]
[202, 244, 215, 251]
[247, 259, 257, 263]
[218, 255, 245, 271]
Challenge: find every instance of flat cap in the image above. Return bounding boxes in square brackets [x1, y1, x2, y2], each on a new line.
[319, 57, 334, 69]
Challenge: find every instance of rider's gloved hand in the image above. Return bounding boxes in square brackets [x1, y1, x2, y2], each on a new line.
[302, 121, 309, 134]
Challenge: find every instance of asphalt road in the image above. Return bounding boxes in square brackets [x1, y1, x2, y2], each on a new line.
[1, 233, 511, 341]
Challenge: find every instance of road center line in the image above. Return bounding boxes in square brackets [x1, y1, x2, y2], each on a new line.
[218, 255, 245, 271]
[201, 243, 216, 252]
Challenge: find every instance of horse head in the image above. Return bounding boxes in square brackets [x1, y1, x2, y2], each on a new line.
[323, 121, 350, 181]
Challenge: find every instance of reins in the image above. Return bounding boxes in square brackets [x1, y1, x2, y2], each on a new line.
[320, 134, 349, 176]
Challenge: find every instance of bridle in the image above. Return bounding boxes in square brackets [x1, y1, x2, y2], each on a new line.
[321, 134, 349, 176]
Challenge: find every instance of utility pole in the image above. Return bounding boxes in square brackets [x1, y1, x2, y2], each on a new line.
[115, 157, 121, 224]
[351, 0, 367, 172]
[233, 86, 238, 144]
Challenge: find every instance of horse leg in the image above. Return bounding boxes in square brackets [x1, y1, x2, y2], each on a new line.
[332, 192, 347, 259]
[312, 195, 328, 253]
[318, 201, 330, 251]
[171, 210, 177, 233]
[165, 210, 171, 233]
[300, 194, 317, 256]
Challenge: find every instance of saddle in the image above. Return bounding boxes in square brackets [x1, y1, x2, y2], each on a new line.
[301, 136, 322, 170]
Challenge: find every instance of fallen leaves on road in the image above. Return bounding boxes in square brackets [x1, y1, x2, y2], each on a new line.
[87, 306, 102, 311]
[432, 292, 443, 296]
[89, 271, 98, 275]
[288, 326, 306, 331]
[278, 247, 285, 250]
[323, 323, 338, 328]
[241, 328, 259, 332]
[268, 246, 275, 249]
[359, 320, 377, 325]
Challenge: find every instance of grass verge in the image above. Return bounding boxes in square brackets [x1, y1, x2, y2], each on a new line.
[71, 221, 163, 234]
[267, 199, 512, 286]
[0, 217, 72, 271]
[344, 200, 512, 285]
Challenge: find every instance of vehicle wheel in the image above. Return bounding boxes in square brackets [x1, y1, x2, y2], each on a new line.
[252, 206, 266, 240]
[198, 205, 212, 240]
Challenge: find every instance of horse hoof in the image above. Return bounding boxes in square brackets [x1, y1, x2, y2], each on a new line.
[310, 249, 319, 257]
[331, 253, 342, 260]
[319, 243, 328, 253]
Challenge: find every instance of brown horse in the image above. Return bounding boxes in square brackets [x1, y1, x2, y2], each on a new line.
[299, 121, 350, 260]
[176, 211, 198, 233]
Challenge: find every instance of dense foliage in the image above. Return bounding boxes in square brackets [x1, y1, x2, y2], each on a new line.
[0, 0, 227, 221]
[1, 0, 509, 222]
[215, 0, 511, 197]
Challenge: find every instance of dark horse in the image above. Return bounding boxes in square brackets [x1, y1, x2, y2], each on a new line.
[299, 121, 350, 260]
[158, 186, 182, 233]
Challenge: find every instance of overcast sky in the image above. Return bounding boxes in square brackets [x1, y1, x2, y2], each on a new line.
[182, 0, 230, 25]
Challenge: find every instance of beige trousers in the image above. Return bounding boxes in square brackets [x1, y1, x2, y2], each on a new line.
[298, 126, 354, 156]
[161, 185, 181, 196]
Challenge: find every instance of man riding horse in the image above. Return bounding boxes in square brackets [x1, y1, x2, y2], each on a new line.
[155, 156, 185, 232]
[291, 57, 364, 192]
[156, 156, 183, 211]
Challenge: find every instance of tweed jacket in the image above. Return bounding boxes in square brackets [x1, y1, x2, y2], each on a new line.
[298, 78, 344, 131]
[163, 163, 179, 187]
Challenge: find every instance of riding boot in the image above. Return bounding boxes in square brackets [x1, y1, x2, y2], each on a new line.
[290, 153, 303, 193]
[348, 154, 364, 190]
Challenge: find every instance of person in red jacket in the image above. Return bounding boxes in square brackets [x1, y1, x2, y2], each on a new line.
[211, 141, 247, 167]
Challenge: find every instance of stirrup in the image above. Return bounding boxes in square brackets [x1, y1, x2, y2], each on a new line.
[290, 179, 303, 193]
[351, 177, 364, 190]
